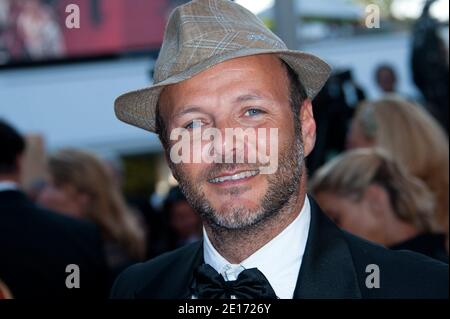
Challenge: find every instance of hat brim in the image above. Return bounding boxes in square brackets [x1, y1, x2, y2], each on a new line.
[114, 48, 332, 133]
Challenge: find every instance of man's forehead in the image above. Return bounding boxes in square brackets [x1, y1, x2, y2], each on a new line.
[159, 54, 287, 110]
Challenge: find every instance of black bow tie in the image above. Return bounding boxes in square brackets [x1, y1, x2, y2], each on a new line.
[191, 264, 278, 299]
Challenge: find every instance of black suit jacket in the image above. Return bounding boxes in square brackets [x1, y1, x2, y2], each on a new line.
[0, 190, 109, 299]
[111, 199, 448, 299]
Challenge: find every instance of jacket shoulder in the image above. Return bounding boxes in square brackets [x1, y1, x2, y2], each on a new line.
[1, 191, 99, 239]
[0, 191, 108, 298]
[343, 231, 449, 298]
[110, 241, 202, 299]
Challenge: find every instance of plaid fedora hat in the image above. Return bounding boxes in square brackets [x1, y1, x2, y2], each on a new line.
[114, 0, 332, 132]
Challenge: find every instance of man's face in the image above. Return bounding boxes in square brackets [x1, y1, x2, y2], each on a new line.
[159, 55, 316, 230]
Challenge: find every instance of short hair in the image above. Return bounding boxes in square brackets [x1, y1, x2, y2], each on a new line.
[48, 149, 146, 260]
[154, 59, 308, 149]
[0, 120, 25, 174]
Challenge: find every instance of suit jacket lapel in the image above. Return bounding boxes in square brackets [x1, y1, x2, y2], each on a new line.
[178, 241, 204, 299]
[293, 198, 362, 298]
[136, 240, 204, 299]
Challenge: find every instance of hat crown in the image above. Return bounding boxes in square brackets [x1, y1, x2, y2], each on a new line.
[154, 0, 287, 83]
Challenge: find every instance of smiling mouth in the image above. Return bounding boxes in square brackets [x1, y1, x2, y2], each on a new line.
[208, 170, 260, 184]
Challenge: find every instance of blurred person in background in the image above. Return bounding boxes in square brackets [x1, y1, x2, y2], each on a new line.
[347, 97, 449, 239]
[310, 148, 447, 263]
[412, 0, 449, 132]
[37, 149, 147, 280]
[374, 64, 398, 96]
[102, 153, 156, 258]
[0, 119, 108, 299]
[163, 186, 202, 251]
[307, 69, 366, 174]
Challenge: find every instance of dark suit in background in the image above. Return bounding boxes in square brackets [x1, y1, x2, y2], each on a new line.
[0, 190, 109, 299]
[390, 233, 448, 264]
[111, 199, 448, 299]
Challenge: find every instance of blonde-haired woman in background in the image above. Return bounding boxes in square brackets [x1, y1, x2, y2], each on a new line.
[347, 97, 449, 237]
[37, 149, 147, 278]
[310, 148, 447, 263]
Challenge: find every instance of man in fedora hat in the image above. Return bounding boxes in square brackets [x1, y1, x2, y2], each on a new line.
[111, 0, 448, 299]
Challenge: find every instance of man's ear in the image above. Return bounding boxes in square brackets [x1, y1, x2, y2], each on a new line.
[300, 99, 316, 157]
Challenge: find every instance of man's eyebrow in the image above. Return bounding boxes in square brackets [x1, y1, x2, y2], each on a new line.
[234, 93, 266, 103]
[173, 106, 204, 118]
[173, 93, 268, 117]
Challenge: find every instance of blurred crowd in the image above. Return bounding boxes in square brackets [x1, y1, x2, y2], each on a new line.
[0, 123, 203, 298]
[310, 98, 449, 261]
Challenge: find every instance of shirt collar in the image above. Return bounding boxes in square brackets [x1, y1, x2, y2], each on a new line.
[203, 195, 311, 298]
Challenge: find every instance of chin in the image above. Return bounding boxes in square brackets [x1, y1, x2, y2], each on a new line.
[211, 194, 265, 223]
[218, 200, 260, 213]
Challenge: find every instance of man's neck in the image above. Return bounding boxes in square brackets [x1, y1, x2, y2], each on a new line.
[204, 177, 307, 264]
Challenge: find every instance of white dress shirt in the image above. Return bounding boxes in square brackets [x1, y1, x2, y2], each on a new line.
[0, 181, 19, 192]
[203, 196, 311, 299]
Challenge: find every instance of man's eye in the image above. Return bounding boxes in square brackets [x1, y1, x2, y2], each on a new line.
[185, 120, 203, 129]
[244, 108, 265, 117]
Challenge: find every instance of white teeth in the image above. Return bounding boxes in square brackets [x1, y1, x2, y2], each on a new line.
[209, 170, 259, 184]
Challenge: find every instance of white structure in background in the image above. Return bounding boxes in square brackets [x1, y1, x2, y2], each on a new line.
[260, 0, 366, 42]
[303, 31, 423, 101]
[0, 58, 162, 155]
[260, 0, 364, 20]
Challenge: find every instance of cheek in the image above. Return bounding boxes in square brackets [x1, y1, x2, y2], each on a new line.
[173, 162, 208, 185]
[269, 122, 297, 163]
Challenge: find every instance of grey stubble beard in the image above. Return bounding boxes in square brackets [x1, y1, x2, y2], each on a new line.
[171, 127, 305, 238]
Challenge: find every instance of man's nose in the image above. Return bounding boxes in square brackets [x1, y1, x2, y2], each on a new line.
[211, 118, 238, 163]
